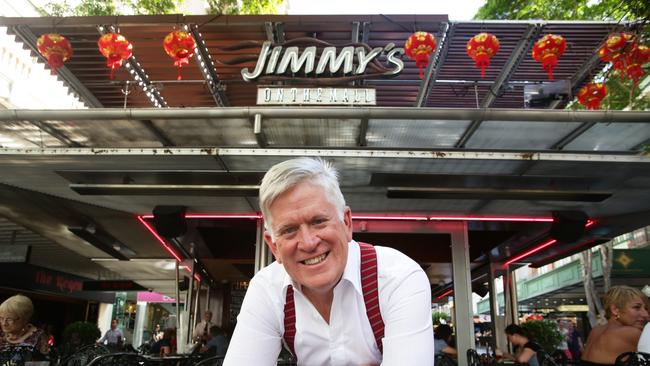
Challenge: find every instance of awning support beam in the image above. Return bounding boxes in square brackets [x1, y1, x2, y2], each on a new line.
[1, 107, 648, 122]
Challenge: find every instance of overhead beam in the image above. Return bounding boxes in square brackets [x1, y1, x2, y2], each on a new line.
[387, 187, 611, 202]
[1, 107, 648, 122]
[455, 24, 542, 148]
[2, 147, 648, 164]
[188, 24, 229, 107]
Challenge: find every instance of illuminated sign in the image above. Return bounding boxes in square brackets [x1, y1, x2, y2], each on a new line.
[257, 87, 375, 105]
[0, 245, 30, 263]
[241, 40, 404, 82]
[556, 305, 589, 312]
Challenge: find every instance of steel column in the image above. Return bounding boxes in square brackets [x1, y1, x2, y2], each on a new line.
[450, 220, 474, 366]
[254, 217, 270, 273]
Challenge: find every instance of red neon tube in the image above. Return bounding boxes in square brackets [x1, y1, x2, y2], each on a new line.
[437, 289, 454, 299]
[505, 239, 558, 266]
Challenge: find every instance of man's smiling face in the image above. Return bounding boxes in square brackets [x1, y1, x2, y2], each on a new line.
[264, 182, 352, 296]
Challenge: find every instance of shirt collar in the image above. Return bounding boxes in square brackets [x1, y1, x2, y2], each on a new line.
[281, 240, 363, 297]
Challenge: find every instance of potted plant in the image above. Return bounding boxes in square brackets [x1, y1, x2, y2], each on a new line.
[521, 319, 564, 353]
[60, 321, 102, 358]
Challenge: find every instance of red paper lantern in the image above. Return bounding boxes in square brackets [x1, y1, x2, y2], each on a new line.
[467, 33, 500, 78]
[625, 44, 649, 85]
[532, 34, 566, 80]
[98, 33, 133, 79]
[577, 83, 607, 110]
[404, 31, 437, 79]
[36, 33, 72, 75]
[598, 32, 635, 78]
[163, 30, 196, 80]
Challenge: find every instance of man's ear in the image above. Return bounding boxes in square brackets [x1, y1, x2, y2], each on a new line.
[343, 206, 353, 242]
[264, 231, 281, 263]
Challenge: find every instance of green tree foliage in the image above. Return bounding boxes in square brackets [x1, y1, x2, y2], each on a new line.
[474, 0, 650, 112]
[206, 0, 283, 14]
[41, 0, 178, 16]
[432, 311, 450, 325]
[474, 0, 650, 21]
[41, 0, 282, 16]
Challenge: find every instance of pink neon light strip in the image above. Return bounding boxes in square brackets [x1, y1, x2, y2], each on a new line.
[137, 216, 198, 280]
[140, 213, 554, 222]
[505, 239, 558, 266]
[353, 215, 429, 221]
[137, 216, 183, 262]
[437, 289, 454, 299]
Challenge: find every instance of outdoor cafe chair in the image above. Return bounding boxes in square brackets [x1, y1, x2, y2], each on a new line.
[436, 353, 458, 366]
[86, 352, 150, 366]
[467, 349, 483, 366]
[614, 352, 650, 366]
[57, 344, 110, 366]
[193, 355, 225, 366]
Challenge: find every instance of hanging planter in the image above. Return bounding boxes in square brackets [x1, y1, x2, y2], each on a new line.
[577, 83, 607, 110]
[404, 31, 437, 79]
[36, 33, 73, 75]
[98, 33, 133, 79]
[163, 30, 196, 80]
[532, 34, 566, 80]
[467, 33, 500, 78]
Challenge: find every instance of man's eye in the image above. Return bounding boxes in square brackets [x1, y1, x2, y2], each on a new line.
[313, 218, 327, 225]
[280, 227, 297, 236]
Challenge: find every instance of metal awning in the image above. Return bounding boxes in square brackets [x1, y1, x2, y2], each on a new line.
[0, 13, 649, 297]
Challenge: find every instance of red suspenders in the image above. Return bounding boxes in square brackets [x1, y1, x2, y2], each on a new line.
[283, 242, 385, 360]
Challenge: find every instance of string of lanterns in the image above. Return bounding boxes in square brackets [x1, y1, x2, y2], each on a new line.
[36, 29, 197, 81]
[35, 27, 649, 111]
[403, 29, 647, 110]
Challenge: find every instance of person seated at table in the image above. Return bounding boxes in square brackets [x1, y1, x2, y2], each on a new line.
[581, 285, 649, 366]
[150, 328, 175, 357]
[434, 324, 457, 358]
[152, 324, 163, 343]
[0, 294, 50, 363]
[202, 326, 228, 357]
[502, 324, 542, 366]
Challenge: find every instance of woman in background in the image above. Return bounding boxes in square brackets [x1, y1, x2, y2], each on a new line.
[581, 286, 649, 365]
[433, 324, 457, 358]
[503, 324, 542, 366]
[0, 294, 50, 363]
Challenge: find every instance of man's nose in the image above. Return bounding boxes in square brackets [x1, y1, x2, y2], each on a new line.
[297, 225, 319, 251]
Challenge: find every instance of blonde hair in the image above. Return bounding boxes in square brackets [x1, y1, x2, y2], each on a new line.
[603, 285, 647, 319]
[0, 294, 34, 321]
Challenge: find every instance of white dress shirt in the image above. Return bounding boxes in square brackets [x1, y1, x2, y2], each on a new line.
[639, 323, 650, 353]
[224, 240, 434, 366]
[193, 320, 212, 340]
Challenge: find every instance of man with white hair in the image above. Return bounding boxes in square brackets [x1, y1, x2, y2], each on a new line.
[224, 157, 434, 365]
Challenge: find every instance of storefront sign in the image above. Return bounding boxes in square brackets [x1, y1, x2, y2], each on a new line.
[242, 40, 404, 82]
[0, 245, 30, 263]
[257, 87, 375, 105]
[136, 291, 175, 303]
